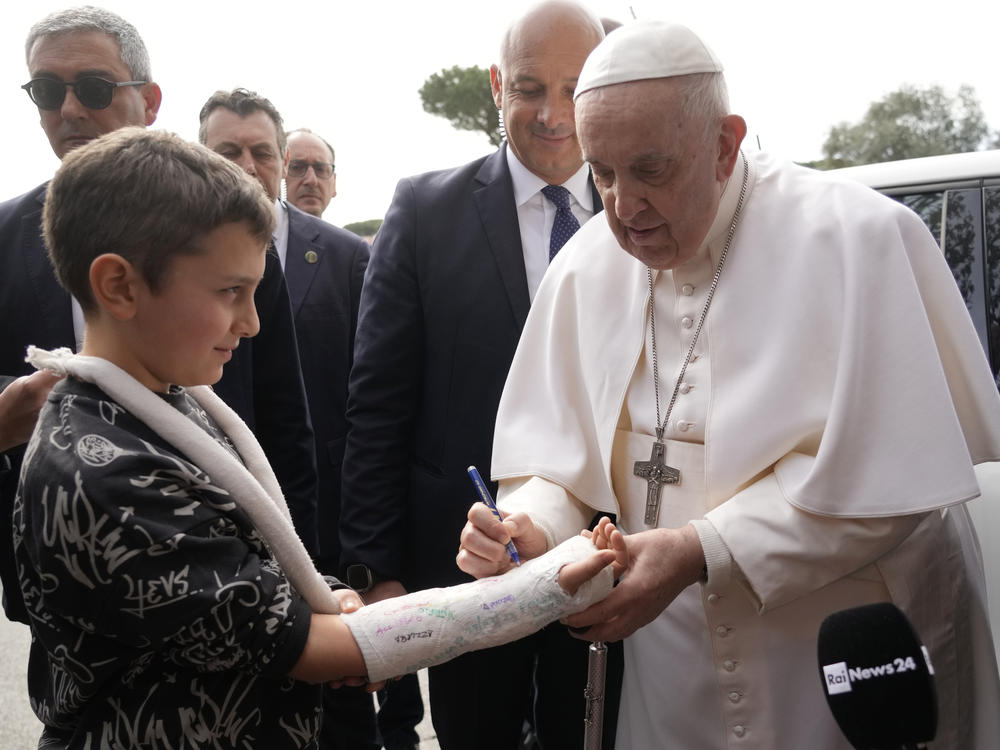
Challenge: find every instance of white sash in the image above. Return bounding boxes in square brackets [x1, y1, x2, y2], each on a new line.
[26, 346, 341, 615]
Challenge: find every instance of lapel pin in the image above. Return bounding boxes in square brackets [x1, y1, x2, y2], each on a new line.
[304, 250, 319, 264]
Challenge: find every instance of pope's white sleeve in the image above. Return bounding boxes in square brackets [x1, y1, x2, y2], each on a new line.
[341, 535, 613, 682]
[497, 475, 595, 550]
[704, 472, 926, 612]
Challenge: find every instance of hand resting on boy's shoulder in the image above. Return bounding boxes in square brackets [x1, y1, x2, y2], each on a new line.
[0, 370, 62, 452]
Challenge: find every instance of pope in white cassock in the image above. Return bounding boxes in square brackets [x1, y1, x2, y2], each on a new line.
[456, 20, 1000, 750]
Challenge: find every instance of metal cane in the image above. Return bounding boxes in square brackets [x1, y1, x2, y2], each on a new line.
[583, 640, 607, 750]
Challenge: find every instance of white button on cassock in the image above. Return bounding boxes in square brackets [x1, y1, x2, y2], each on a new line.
[681, 283, 695, 295]
[733, 725, 746, 738]
[681, 316, 693, 329]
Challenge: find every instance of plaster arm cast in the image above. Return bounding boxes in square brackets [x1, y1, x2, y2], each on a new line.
[341, 535, 613, 682]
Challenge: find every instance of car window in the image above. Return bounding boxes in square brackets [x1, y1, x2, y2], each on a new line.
[895, 188, 991, 371]
[899, 192, 944, 244]
[985, 186, 1000, 384]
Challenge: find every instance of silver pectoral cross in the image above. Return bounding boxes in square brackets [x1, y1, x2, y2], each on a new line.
[633, 438, 680, 526]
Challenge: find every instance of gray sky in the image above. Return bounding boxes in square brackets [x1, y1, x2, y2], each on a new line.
[4, 0, 999, 227]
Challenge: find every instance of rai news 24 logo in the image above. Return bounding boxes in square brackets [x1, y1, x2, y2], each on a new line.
[822, 646, 934, 695]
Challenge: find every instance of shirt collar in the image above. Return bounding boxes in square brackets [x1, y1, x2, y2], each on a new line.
[649, 151, 752, 288]
[505, 144, 594, 213]
[272, 198, 290, 268]
[699, 150, 751, 266]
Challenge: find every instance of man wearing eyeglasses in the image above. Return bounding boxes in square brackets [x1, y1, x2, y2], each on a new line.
[199, 88, 375, 750]
[0, 8, 320, 626]
[284, 124, 425, 750]
[286, 128, 338, 219]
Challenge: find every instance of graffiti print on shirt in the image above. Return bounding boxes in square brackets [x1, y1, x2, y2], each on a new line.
[15, 377, 321, 748]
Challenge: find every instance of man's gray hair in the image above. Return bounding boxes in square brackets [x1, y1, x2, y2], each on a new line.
[198, 88, 287, 156]
[680, 72, 731, 131]
[25, 5, 151, 81]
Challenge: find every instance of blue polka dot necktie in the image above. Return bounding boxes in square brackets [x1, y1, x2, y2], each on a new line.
[541, 184, 581, 261]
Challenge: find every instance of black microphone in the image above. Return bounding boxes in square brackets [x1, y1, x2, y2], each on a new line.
[817, 602, 937, 749]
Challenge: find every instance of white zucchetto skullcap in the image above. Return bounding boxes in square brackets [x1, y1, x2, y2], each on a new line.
[575, 20, 723, 100]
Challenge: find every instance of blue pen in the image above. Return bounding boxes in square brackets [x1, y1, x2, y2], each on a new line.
[467, 465, 521, 566]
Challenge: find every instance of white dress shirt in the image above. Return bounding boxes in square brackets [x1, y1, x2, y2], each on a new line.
[272, 198, 290, 270]
[505, 148, 595, 301]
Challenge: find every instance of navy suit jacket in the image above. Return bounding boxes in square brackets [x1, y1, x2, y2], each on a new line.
[281, 203, 369, 572]
[0, 183, 319, 621]
[339, 146, 602, 590]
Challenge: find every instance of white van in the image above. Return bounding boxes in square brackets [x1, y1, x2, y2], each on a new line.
[832, 151, 1000, 659]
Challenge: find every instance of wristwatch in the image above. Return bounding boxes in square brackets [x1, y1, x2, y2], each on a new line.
[345, 563, 380, 594]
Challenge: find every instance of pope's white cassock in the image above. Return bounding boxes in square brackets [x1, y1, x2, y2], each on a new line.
[492, 149, 1000, 749]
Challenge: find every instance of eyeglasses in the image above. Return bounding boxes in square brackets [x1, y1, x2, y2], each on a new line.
[21, 76, 148, 111]
[287, 160, 335, 180]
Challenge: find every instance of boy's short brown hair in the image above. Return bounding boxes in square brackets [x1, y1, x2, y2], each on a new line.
[43, 127, 275, 312]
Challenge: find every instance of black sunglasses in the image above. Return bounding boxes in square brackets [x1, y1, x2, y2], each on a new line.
[21, 76, 147, 111]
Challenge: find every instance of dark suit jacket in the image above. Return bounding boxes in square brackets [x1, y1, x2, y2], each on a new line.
[0, 183, 319, 621]
[281, 203, 369, 572]
[339, 146, 602, 590]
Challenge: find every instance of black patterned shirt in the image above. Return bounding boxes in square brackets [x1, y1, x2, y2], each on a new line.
[14, 377, 322, 749]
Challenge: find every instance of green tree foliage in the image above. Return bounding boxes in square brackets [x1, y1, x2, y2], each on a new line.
[819, 84, 991, 169]
[344, 218, 383, 239]
[419, 65, 501, 147]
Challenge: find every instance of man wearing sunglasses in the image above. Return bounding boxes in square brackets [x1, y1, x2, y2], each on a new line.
[0, 8, 321, 627]
[286, 128, 338, 219]
[21, 73, 157, 158]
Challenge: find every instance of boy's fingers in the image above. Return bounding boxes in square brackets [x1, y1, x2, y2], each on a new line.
[558, 549, 615, 596]
[332, 588, 363, 613]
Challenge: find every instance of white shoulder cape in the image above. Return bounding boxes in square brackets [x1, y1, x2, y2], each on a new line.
[492, 151, 1000, 518]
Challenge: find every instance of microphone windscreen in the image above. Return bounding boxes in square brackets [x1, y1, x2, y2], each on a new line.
[817, 602, 937, 749]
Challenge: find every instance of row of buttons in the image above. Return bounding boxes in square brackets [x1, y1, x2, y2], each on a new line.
[680, 284, 696, 327]
[708, 591, 748, 740]
[675, 280, 699, 435]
